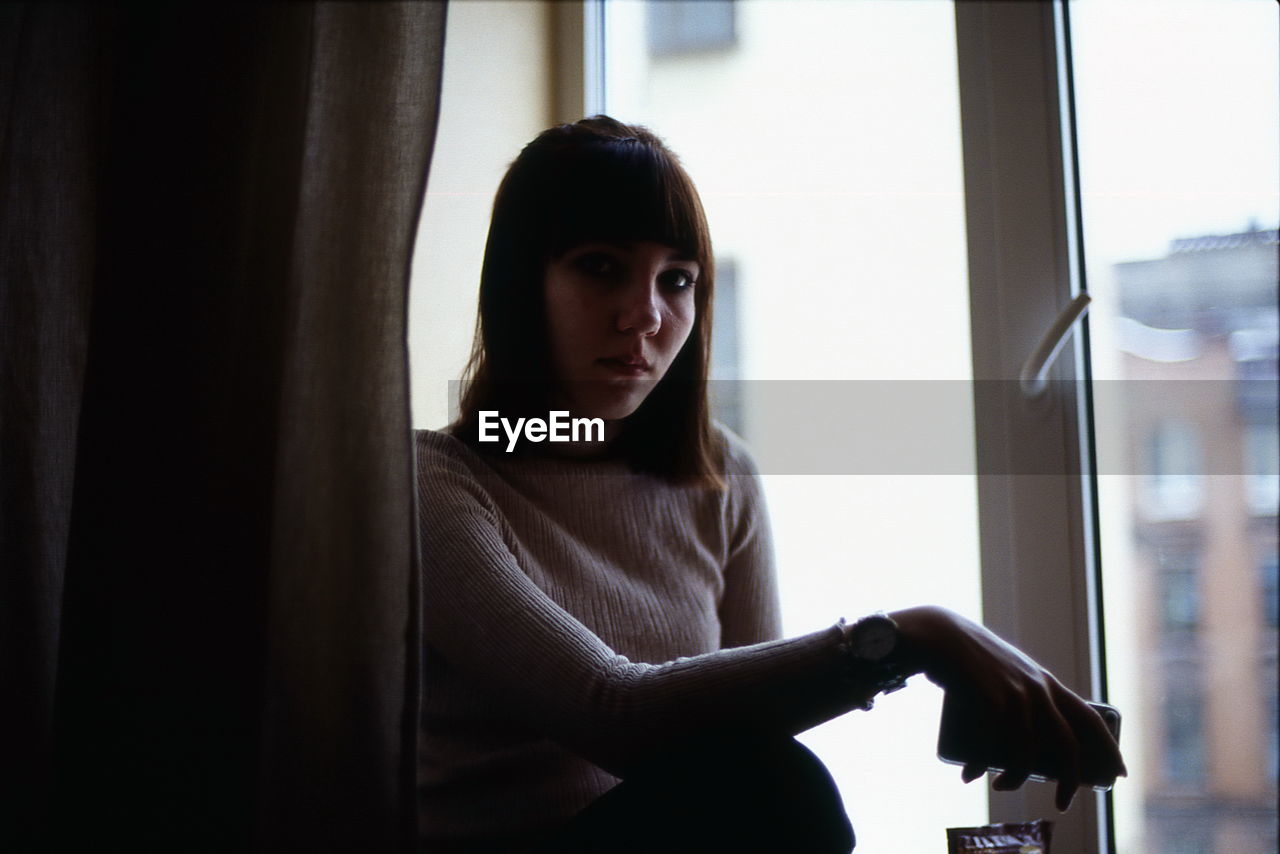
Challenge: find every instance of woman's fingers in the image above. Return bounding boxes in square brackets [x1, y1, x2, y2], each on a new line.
[973, 676, 1094, 811]
[1087, 702, 1126, 778]
[900, 605, 1128, 807]
[992, 691, 1036, 791]
[1062, 694, 1127, 785]
[1043, 688, 1082, 810]
[992, 768, 1030, 791]
[1054, 778, 1078, 812]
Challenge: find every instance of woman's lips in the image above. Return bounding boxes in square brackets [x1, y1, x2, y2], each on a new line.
[596, 357, 650, 377]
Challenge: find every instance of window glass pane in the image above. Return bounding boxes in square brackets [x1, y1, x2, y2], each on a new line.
[1071, 1, 1280, 852]
[605, 1, 983, 848]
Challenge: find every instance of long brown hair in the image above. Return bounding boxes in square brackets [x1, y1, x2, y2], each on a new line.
[456, 116, 723, 486]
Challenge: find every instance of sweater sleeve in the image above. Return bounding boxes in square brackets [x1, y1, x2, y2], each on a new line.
[416, 431, 875, 777]
[717, 427, 784, 649]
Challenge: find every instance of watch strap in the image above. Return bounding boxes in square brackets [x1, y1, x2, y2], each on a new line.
[839, 614, 911, 711]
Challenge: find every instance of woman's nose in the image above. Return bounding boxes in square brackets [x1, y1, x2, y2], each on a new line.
[615, 280, 662, 336]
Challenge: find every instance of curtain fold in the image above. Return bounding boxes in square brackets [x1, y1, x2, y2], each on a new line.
[0, 3, 99, 845]
[0, 3, 445, 849]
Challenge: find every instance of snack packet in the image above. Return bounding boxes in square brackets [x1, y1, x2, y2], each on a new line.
[946, 820, 1052, 853]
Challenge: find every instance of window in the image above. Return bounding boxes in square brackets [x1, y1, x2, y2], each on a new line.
[1157, 550, 1199, 635]
[956, 1, 1278, 851]
[1141, 420, 1203, 521]
[1154, 821, 1213, 854]
[1162, 686, 1206, 786]
[646, 0, 736, 57]
[1243, 422, 1280, 516]
[1263, 553, 1279, 629]
[1267, 686, 1279, 784]
[1072, 1, 1279, 851]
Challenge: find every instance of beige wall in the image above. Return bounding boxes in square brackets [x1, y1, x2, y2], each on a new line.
[409, 0, 557, 430]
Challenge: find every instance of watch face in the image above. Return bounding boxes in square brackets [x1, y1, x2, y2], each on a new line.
[853, 616, 897, 661]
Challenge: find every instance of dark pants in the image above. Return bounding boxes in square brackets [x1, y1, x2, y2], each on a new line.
[534, 735, 856, 853]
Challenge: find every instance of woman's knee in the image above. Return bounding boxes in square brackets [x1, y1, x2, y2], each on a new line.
[725, 737, 855, 852]
[553, 734, 855, 853]
[660, 734, 856, 853]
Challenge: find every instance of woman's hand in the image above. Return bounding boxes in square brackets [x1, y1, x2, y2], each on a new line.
[888, 605, 1127, 811]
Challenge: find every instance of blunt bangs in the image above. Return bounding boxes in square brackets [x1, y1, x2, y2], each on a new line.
[530, 136, 709, 265]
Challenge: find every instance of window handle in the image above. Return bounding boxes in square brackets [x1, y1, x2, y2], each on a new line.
[1020, 293, 1092, 398]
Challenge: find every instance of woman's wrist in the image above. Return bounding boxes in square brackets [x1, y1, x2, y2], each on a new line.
[838, 604, 1016, 703]
[838, 613, 915, 709]
[886, 605, 963, 685]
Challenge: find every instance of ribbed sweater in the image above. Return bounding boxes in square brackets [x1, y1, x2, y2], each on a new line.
[415, 426, 872, 851]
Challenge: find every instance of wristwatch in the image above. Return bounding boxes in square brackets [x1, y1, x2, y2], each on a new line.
[843, 612, 911, 710]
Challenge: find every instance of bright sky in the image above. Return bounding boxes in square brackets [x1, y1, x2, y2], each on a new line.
[1070, 0, 1279, 265]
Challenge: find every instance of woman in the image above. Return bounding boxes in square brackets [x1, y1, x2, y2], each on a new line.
[415, 116, 1124, 852]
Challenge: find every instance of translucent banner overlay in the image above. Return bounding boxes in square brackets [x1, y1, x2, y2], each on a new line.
[443, 380, 1279, 476]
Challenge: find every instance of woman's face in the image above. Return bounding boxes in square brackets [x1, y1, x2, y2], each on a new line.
[543, 240, 699, 422]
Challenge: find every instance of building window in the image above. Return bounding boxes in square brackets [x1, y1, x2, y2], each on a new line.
[1163, 689, 1206, 786]
[1244, 422, 1280, 516]
[1158, 552, 1200, 635]
[647, 0, 736, 57]
[1140, 419, 1204, 521]
[1267, 685, 1279, 785]
[1262, 552, 1279, 628]
[1151, 820, 1213, 854]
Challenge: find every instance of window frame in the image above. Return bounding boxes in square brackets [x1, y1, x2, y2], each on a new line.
[955, 2, 1111, 851]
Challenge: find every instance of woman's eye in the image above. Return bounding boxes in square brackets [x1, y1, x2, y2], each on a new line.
[573, 252, 618, 278]
[659, 269, 697, 291]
